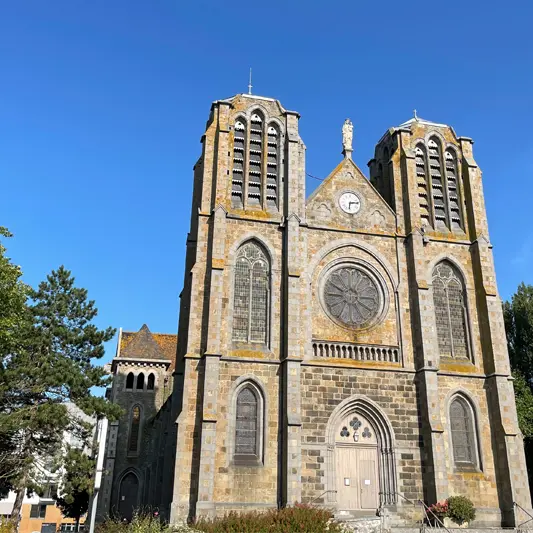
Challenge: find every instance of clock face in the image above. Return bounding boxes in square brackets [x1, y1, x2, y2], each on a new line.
[339, 192, 361, 214]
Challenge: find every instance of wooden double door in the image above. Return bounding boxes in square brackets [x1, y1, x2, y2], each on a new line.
[336, 445, 379, 511]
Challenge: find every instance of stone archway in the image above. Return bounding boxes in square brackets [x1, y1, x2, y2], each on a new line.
[326, 396, 397, 512]
[118, 471, 139, 521]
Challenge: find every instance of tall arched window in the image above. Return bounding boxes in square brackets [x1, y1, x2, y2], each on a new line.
[125, 372, 134, 390]
[232, 119, 246, 207]
[147, 373, 155, 391]
[445, 149, 463, 230]
[234, 385, 263, 464]
[428, 138, 447, 228]
[248, 112, 263, 205]
[450, 396, 478, 469]
[232, 241, 270, 344]
[415, 145, 431, 227]
[128, 406, 142, 454]
[136, 373, 145, 390]
[432, 261, 469, 359]
[266, 124, 279, 208]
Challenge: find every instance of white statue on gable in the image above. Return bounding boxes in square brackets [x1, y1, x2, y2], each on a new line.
[342, 118, 353, 157]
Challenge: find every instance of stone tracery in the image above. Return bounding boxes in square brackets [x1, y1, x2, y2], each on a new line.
[323, 266, 381, 328]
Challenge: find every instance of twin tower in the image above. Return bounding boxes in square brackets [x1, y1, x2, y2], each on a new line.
[101, 93, 531, 527]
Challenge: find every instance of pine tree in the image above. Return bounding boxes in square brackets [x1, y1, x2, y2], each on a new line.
[0, 262, 121, 522]
[55, 447, 95, 531]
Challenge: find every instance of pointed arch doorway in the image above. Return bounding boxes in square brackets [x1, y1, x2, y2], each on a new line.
[326, 396, 397, 513]
[118, 471, 139, 521]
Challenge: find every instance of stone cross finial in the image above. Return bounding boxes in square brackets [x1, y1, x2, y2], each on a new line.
[413, 109, 418, 120]
[342, 118, 353, 159]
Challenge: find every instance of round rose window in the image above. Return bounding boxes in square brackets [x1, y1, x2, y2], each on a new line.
[323, 266, 382, 328]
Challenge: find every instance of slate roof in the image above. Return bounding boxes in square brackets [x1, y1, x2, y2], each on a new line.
[117, 324, 178, 370]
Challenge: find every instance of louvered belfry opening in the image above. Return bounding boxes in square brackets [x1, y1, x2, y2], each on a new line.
[415, 145, 431, 227]
[416, 136, 464, 232]
[232, 241, 270, 344]
[231, 119, 246, 207]
[428, 138, 448, 228]
[235, 387, 259, 459]
[266, 125, 279, 208]
[450, 397, 477, 468]
[432, 261, 469, 360]
[445, 150, 463, 230]
[247, 112, 263, 205]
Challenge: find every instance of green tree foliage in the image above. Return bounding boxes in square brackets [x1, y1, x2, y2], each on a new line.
[0, 229, 31, 497]
[0, 232, 121, 521]
[504, 282, 533, 383]
[513, 371, 533, 439]
[56, 447, 95, 529]
[504, 283, 533, 491]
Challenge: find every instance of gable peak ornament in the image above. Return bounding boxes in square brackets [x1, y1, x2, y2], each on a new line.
[342, 118, 353, 159]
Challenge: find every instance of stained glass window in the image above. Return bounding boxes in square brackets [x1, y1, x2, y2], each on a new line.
[129, 406, 141, 453]
[233, 242, 270, 343]
[450, 397, 477, 467]
[432, 262, 469, 359]
[235, 387, 258, 457]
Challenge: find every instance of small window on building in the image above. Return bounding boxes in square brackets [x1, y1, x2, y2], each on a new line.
[125, 372, 134, 390]
[30, 504, 47, 519]
[147, 373, 155, 391]
[42, 483, 58, 499]
[128, 405, 142, 454]
[450, 396, 478, 469]
[234, 385, 262, 464]
[136, 373, 144, 390]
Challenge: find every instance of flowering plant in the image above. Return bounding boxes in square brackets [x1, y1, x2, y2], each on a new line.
[429, 500, 449, 518]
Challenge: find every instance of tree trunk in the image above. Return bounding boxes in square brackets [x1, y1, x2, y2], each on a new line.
[10, 483, 25, 526]
[75, 517, 80, 532]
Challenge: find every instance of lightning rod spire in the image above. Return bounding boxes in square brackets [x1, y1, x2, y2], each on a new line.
[248, 68, 253, 95]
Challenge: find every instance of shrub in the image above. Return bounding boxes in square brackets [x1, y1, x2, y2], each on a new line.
[193, 505, 346, 533]
[97, 514, 199, 533]
[446, 496, 476, 525]
[0, 518, 16, 533]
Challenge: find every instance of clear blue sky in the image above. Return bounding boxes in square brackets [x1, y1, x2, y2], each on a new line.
[2, 1, 532, 366]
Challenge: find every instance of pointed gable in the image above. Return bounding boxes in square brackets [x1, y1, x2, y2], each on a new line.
[119, 324, 167, 361]
[306, 158, 396, 233]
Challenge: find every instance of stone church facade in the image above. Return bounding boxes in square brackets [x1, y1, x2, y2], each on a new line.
[97, 93, 532, 527]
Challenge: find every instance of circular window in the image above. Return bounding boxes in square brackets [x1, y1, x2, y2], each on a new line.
[322, 265, 384, 329]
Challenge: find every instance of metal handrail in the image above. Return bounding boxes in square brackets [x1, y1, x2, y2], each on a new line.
[309, 490, 337, 505]
[514, 501, 533, 529]
[395, 493, 452, 533]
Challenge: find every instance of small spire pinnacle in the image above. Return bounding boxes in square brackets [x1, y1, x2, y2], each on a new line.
[248, 68, 253, 95]
[413, 109, 418, 120]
